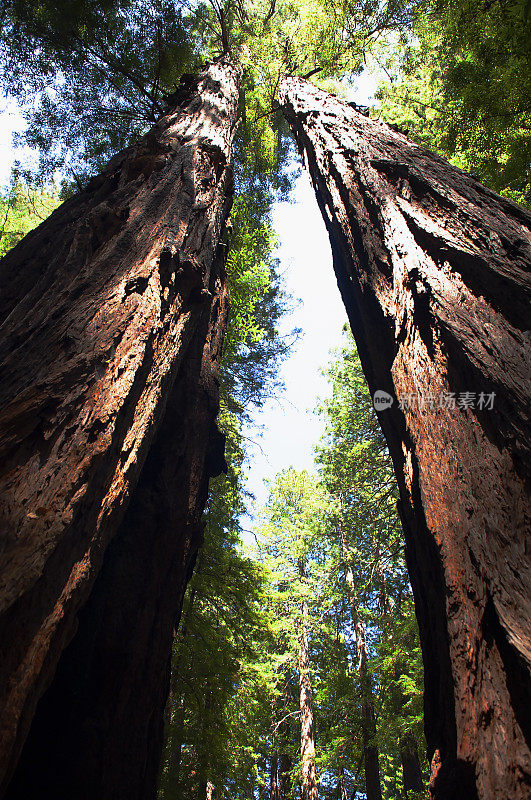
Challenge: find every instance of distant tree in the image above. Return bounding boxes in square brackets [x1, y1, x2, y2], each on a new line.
[258, 469, 330, 800]
[316, 329, 426, 799]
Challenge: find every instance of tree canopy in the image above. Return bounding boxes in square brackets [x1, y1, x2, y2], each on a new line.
[376, 0, 531, 204]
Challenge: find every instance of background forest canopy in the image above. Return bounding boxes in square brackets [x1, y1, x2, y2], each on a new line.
[0, 1, 529, 798]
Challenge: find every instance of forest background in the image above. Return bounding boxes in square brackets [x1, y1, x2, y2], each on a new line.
[0, 0, 529, 797]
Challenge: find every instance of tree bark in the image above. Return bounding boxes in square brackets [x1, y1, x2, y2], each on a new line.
[279, 751, 293, 800]
[280, 78, 531, 800]
[400, 732, 425, 796]
[337, 766, 348, 800]
[278, 669, 294, 800]
[271, 696, 280, 800]
[0, 56, 241, 799]
[298, 559, 319, 800]
[160, 584, 197, 798]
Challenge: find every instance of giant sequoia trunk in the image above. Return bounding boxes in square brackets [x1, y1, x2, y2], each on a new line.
[280, 78, 531, 800]
[0, 57, 241, 798]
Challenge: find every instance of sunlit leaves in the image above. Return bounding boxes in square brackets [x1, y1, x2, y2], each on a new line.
[376, 0, 531, 204]
[0, 181, 60, 256]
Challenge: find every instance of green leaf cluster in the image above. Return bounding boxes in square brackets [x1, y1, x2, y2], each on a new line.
[376, 0, 531, 204]
[0, 181, 60, 257]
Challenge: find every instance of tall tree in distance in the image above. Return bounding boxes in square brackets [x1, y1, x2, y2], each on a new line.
[280, 78, 530, 800]
[258, 469, 329, 800]
[316, 330, 424, 799]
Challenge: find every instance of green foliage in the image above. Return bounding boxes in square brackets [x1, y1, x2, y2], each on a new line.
[0, 181, 60, 257]
[376, 0, 531, 204]
[1, 0, 199, 181]
[314, 329, 428, 799]
[0, 0, 416, 187]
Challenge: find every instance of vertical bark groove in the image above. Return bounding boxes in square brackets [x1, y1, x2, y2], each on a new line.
[280, 77, 530, 800]
[0, 56, 241, 798]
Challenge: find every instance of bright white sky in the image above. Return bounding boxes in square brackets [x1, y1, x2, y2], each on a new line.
[243, 170, 348, 518]
[242, 71, 379, 522]
[0, 69, 379, 530]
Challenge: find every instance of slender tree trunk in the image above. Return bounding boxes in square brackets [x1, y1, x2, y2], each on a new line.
[271, 751, 279, 800]
[280, 78, 530, 800]
[337, 766, 348, 800]
[0, 57, 242, 799]
[298, 559, 319, 800]
[278, 669, 293, 800]
[278, 671, 293, 800]
[400, 733, 425, 796]
[197, 683, 213, 800]
[162, 691, 186, 799]
[340, 534, 382, 800]
[160, 583, 197, 798]
[271, 696, 280, 800]
[279, 752, 293, 800]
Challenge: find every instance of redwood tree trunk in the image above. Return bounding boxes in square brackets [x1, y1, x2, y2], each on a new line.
[298, 560, 319, 800]
[280, 78, 531, 800]
[279, 752, 293, 800]
[0, 56, 241, 799]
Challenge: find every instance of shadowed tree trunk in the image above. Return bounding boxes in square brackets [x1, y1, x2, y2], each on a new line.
[400, 732, 425, 796]
[340, 531, 382, 800]
[280, 77, 530, 800]
[160, 584, 198, 798]
[279, 751, 293, 800]
[0, 56, 241, 799]
[271, 751, 280, 800]
[298, 558, 319, 800]
[337, 766, 348, 800]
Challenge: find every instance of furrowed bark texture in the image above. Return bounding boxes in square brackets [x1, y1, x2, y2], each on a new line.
[280, 78, 531, 800]
[0, 57, 241, 798]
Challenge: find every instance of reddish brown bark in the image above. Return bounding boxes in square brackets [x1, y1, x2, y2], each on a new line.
[0, 56, 241, 798]
[298, 559, 319, 800]
[280, 78, 530, 800]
